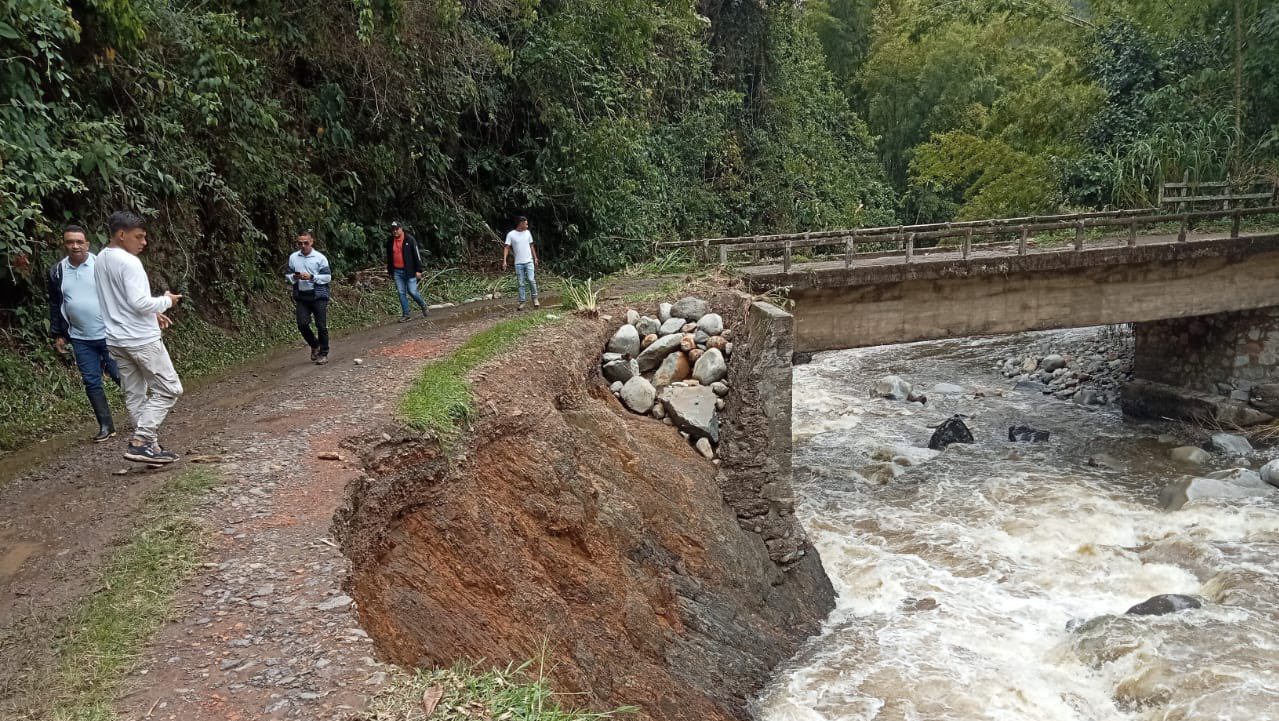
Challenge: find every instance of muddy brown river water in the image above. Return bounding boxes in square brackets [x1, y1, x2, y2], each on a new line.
[759, 328, 1279, 721]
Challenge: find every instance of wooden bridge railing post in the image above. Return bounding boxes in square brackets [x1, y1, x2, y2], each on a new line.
[783, 239, 792, 273]
[718, 244, 728, 266]
[1178, 215, 1189, 242]
[1127, 220, 1137, 247]
[1231, 209, 1241, 238]
[962, 228, 972, 259]
[1018, 225, 1029, 255]
[845, 230, 855, 268]
[1073, 221, 1084, 251]
[905, 233, 915, 262]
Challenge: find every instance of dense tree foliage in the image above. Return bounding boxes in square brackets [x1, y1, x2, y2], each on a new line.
[2, 0, 1276, 346]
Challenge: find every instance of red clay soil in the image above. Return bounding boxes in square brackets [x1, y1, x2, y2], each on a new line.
[335, 311, 833, 720]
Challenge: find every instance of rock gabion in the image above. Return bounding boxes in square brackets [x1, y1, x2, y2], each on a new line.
[602, 296, 733, 460]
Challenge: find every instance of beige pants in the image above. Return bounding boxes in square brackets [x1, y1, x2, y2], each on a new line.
[108, 340, 183, 445]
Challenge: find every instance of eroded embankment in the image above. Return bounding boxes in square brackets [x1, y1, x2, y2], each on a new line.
[333, 302, 833, 720]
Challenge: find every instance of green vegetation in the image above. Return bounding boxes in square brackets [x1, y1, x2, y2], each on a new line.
[49, 466, 221, 721]
[402, 312, 557, 439]
[559, 278, 601, 314]
[358, 661, 636, 721]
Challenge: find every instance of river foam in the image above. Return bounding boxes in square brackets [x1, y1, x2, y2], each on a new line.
[760, 329, 1279, 721]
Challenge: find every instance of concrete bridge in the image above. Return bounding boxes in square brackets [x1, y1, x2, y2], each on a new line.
[704, 206, 1279, 440]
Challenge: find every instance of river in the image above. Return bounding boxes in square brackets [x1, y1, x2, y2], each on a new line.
[757, 328, 1279, 721]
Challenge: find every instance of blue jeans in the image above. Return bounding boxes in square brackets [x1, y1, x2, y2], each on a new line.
[515, 262, 538, 302]
[393, 269, 427, 315]
[71, 338, 120, 396]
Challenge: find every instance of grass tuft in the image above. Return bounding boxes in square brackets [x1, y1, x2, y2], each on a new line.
[357, 660, 637, 721]
[559, 278, 601, 315]
[402, 312, 558, 438]
[49, 466, 221, 721]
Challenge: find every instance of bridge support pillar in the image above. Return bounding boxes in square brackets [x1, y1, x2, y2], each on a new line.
[1124, 307, 1279, 425]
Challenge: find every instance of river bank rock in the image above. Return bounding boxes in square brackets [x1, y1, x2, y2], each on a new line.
[1209, 432, 1253, 457]
[1159, 472, 1276, 510]
[873, 375, 912, 401]
[1170, 446, 1211, 466]
[1260, 459, 1279, 488]
[998, 328, 1133, 407]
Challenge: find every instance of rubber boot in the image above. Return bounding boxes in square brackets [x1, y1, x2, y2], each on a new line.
[88, 389, 116, 443]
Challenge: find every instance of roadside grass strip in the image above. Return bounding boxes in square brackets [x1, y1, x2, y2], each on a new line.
[357, 661, 637, 721]
[402, 311, 557, 439]
[50, 466, 220, 721]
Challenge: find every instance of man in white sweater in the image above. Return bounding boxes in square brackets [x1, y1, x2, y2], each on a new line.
[95, 211, 184, 464]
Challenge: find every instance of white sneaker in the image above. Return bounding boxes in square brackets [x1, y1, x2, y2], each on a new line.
[533, 298, 541, 308]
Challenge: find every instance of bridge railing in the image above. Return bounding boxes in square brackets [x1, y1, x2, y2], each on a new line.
[661, 205, 1279, 273]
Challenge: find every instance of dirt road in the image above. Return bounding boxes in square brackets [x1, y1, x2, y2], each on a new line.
[0, 299, 521, 720]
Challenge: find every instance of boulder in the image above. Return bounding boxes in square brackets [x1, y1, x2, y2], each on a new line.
[1040, 354, 1067, 373]
[606, 324, 641, 357]
[931, 383, 966, 395]
[635, 316, 661, 337]
[626, 309, 640, 326]
[659, 385, 719, 442]
[706, 336, 728, 353]
[636, 333, 684, 373]
[619, 377, 656, 414]
[872, 375, 912, 401]
[641, 333, 658, 349]
[658, 302, 672, 322]
[1125, 594, 1202, 616]
[602, 358, 639, 384]
[696, 313, 724, 336]
[688, 348, 704, 364]
[681, 323, 698, 334]
[1249, 382, 1279, 416]
[653, 352, 691, 387]
[610, 381, 623, 394]
[671, 297, 710, 322]
[693, 330, 709, 346]
[928, 416, 974, 450]
[1259, 458, 1279, 488]
[659, 317, 687, 335]
[1159, 475, 1274, 510]
[692, 348, 728, 385]
[679, 334, 697, 352]
[1170, 446, 1211, 465]
[1008, 424, 1050, 442]
[601, 352, 623, 364]
[1020, 356, 1039, 373]
[710, 382, 729, 397]
[1210, 432, 1253, 457]
[1204, 467, 1267, 489]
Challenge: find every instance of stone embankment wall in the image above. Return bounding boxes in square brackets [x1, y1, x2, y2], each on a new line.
[333, 303, 832, 721]
[1126, 307, 1279, 424]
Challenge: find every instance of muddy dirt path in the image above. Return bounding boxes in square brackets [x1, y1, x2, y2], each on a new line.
[0, 297, 533, 720]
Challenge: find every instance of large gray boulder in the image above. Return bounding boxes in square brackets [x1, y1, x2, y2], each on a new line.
[1260, 458, 1279, 488]
[692, 348, 727, 385]
[1125, 594, 1202, 616]
[620, 376, 656, 414]
[606, 324, 640, 357]
[659, 385, 719, 442]
[658, 302, 673, 322]
[659, 317, 687, 335]
[1210, 432, 1253, 457]
[1159, 474, 1275, 510]
[1040, 354, 1067, 373]
[636, 333, 684, 373]
[671, 297, 710, 322]
[872, 375, 912, 401]
[1170, 446, 1211, 466]
[1204, 467, 1267, 489]
[602, 358, 639, 384]
[696, 313, 724, 336]
[635, 316, 661, 337]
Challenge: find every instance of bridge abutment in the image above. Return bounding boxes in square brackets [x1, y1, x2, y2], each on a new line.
[1124, 307, 1279, 425]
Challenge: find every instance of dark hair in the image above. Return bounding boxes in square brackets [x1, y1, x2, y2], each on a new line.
[516, 215, 528, 223]
[297, 228, 314, 239]
[63, 224, 86, 236]
[107, 211, 145, 235]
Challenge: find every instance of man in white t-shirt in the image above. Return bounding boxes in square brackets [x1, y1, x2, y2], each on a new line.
[95, 211, 184, 464]
[502, 216, 539, 310]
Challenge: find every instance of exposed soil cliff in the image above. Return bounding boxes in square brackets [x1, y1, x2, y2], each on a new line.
[333, 305, 833, 720]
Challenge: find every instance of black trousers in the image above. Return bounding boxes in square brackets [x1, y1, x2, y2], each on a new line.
[295, 296, 329, 353]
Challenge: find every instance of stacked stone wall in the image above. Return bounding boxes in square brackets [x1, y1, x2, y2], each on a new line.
[1132, 307, 1279, 401]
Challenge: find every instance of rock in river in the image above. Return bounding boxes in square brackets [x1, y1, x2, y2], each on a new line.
[1260, 458, 1279, 488]
[928, 415, 974, 450]
[1210, 432, 1253, 457]
[1008, 424, 1050, 442]
[1170, 446, 1211, 466]
[872, 375, 912, 401]
[1125, 594, 1202, 616]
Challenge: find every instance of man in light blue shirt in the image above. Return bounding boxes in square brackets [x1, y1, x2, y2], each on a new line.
[48, 225, 121, 442]
[285, 229, 333, 364]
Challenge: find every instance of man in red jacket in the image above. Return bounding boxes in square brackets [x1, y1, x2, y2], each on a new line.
[384, 221, 428, 322]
